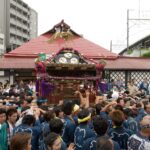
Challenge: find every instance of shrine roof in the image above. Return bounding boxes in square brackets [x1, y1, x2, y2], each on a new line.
[5, 20, 118, 59]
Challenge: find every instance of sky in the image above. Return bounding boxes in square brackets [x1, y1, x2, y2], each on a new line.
[23, 0, 150, 53]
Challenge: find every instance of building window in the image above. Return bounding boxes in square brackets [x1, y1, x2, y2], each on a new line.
[0, 38, 4, 45]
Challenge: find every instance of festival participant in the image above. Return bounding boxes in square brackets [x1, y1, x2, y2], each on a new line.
[6, 108, 18, 146]
[41, 110, 55, 136]
[111, 86, 119, 100]
[74, 109, 96, 150]
[123, 108, 138, 134]
[10, 132, 32, 150]
[95, 91, 104, 104]
[116, 97, 125, 107]
[95, 103, 102, 116]
[18, 99, 31, 112]
[37, 97, 48, 107]
[3, 83, 10, 95]
[115, 77, 124, 91]
[0, 82, 3, 96]
[39, 110, 56, 150]
[88, 107, 96, 129]
[96, 136, 116, 150]
[75, 88, 89, 109]
[108, 110, 132, 149]
[50, 118, 67, 150]
[53, 105, 64, 121]
[44, 132, 75, 150]
[13, 110, 41, 150]
[108, 79, 116, 91]
[139, 78, 149, 95]
[28, 81, 36, 93]
[136, 100, 150, 123]
[128, 115, 150, 150]
[100, 101, 117, 129]
[99, 79, 108, 94]
[72, 104, 80, 125]
[62, 101, 76, 146]
[128, 80, 139, 96]
[83, 116, 120, 150]
[0, 108, 8, 150]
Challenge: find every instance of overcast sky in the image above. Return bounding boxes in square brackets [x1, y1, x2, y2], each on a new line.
[23, 0, 150, 53]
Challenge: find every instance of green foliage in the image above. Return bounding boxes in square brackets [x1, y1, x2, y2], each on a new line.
[0, 54, 4, 58]
[142, 52, 150, 57]
[140, 48, 150, 51]
[127, 49, 133, 55]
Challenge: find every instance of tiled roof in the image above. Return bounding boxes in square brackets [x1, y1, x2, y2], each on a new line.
[5, 33, 117, 59]
[0, 56, 150, 70]
[104, 57, 150, 70]
[2, 21, 148, 70]
[2, 21, 118, 70]
[0, 57, 34, 69]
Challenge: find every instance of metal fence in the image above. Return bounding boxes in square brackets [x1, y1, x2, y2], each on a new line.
[105, 70, 150, 87]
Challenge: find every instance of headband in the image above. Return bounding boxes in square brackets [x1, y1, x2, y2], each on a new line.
[78, 114, 91, 123]
[37, 99, 47, 103]
[73, 104, 80, 113]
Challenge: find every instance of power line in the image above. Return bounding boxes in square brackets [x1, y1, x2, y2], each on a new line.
[127, 9, 150, 51]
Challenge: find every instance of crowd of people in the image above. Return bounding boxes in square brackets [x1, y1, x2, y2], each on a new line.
[0, 78, 150, 150]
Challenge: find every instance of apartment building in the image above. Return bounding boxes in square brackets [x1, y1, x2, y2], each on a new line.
[0, 33, 5, 54]
[0, 0, 38, 53]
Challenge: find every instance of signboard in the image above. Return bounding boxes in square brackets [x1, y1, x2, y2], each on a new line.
[39, 53, 46, 61]
[0, 71, 4, 76]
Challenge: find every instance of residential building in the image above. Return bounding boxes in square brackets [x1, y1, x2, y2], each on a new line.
[0, 0, 38, 53]
[30, 8, 38, 39]
[119, 35, 150, 57]
[0, 33, 5, 54]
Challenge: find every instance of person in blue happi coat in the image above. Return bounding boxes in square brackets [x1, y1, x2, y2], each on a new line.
[13, 113, 41, 150]
[108, 110, 133, 150]
[83, 116, 120, 150]
[62, 101, 76, 146]
[128, 115, 150, 150]
[123, 108, 139, 134]
[50, 118, 67, 150]
[74, 109, 96, 150]
[136, 100, 150, 124]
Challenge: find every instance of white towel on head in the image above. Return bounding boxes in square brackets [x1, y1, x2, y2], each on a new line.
[111, 91, 119, 100]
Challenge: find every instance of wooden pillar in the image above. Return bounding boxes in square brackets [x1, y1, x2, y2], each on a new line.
[9, 70, 14, 84]
[125, 70, 128, 88]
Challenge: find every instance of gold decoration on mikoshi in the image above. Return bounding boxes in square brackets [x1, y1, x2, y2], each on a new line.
[48, 30, 74, 43]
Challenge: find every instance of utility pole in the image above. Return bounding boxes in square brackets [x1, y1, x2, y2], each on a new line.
[110, 40, 112, 52]
[127, 9, 150, 52]
[127, 9, 129, 52]
[139, 0, 141, 18]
